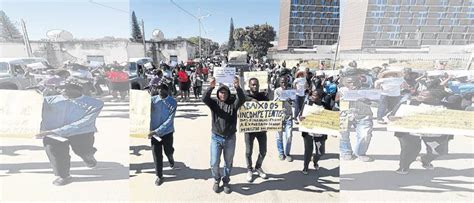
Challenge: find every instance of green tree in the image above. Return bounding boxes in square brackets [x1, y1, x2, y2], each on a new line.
[0, 10, 22, 42]
[227, 18, 235, 51]
[233, 24, 276, 58]
[188, 37, 219, 57]
[130, 11, 143, 42]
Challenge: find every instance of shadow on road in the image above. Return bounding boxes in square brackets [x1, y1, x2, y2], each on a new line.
[0, 161, 129, 182]
[233, 166, 340, 195]
[0, 145, 44, 156]
[369, 153, 474, 161]
[129, 145, 152, 156]
[341, 167, 474, 193]
[129, 161, 339, 194]
[129, 161, 247, 180]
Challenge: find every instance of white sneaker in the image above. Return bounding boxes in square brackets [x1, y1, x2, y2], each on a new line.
[246, 170, 253, 183]
[255, 168, 268, 179]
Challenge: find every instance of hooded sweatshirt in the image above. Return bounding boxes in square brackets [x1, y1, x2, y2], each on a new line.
[203, 85, 246, 138]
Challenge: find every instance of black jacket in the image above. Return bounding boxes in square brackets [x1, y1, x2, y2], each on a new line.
[203, 85, 246, 138]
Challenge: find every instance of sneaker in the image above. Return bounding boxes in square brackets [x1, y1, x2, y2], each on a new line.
[302, 169, 308, 175]
[377, 119, 387, 124]
[357, 155, 374, 162]
[84, 156, 97, 168]
[155, 177, 164, 186]
[223, 183, 232, 194]
[286, 155, 293, 162]
[255, 168, 268, 179]
[169, 162, 175, 169]
[246, 170, 253, 183]
[341, 154, 355, 161]
[279, 154, 285, 161]
[53, 176, 72, 186]
[395, 168, 409, 175]
[422, 163, 435, 170]
[212, 181, 220, 193]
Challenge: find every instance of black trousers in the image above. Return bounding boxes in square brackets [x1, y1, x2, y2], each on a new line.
[151, 133, 174, 178]
[244, 132, 267, 170]
[43, 132, 96, 178]
[395, 132, 449, 169]
[302, 132, 327, 170]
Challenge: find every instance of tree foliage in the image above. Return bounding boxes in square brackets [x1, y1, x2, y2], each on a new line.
[0, 10, 22, 42]
[130, 11, 143, 42]
[232, 24, 275, 58]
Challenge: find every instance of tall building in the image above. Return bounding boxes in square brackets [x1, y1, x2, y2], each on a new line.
[340, 0, 474, 51]
[278, 0, 340, 51]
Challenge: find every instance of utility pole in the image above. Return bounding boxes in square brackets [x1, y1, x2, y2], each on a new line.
[141, 19, 146, 57]
[332, 35, 340, 70]
[20, 19, 33, 57]
[170, 0, 210, 60]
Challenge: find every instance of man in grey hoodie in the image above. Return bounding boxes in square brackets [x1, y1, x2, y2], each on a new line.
[202, 76, 246, 194]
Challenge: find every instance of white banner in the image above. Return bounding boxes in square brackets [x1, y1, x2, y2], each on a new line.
[0, 90, 43, 138]
[130, 90, 151, 138]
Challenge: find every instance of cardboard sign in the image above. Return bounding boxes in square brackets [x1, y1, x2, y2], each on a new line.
[244, 71, 268, 90]
[299, 105, 340, 136]
[0, 90, 43, 138]
[387, 104, 474, 136]
[130, 90, 151, 138]
[214, 67, 236, 86]
[341, 89, 382, 101]
[238, 101, 284, 133]
[279, 90, 296, 100]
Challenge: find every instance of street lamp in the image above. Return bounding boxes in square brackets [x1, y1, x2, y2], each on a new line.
[170, 0, 211, 60]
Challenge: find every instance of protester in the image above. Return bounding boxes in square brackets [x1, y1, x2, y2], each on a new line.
[293, 71, 307, 125]
[273, 76, 294, 162]
[339, 76, 375, 162]
[35, 77, 104, 186]
[106, 66, 129, 101]
[299, 89, 332, 174]
[191, 68, 204, 100]
[148, 82, 177, 185]
[177, 66, 191, 102]
[244, 78, 269, 182]
[202, 76, 246, 194]
[374, 71, 406, 124]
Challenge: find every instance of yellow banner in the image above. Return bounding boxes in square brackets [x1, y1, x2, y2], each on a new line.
[299, 105, 340, 136]
[130, 90, 151, 138]
[0, 90, 43, 138]
[238, 101, 284, 133]
[387, 104, 474, 135]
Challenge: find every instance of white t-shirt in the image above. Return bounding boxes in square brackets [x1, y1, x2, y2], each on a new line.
[293, 77, 306, 96]
[377, 77, 405, 97]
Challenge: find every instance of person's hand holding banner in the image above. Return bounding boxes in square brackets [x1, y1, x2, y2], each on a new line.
[233, 76, 240, 89]
[210, 77, 216, 88]
[147, 131, 155, 139]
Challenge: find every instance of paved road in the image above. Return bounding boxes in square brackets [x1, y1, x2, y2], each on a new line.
[339, 122, 474, 202]
[129, 97, 340, 202]
[0, 95, 130, 202]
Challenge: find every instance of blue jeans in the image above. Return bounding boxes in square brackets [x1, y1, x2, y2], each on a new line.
[210, 133, 236, 183]
[377, 95, 400, 120]
[276, 119, 293, 156]
[339, 116, 373, 156]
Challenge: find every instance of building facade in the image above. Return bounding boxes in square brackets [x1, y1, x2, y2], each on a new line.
[278, 0, 340, 50]
[340, 0, 474, 51]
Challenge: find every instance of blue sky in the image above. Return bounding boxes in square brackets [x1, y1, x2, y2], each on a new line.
[130, 0, 280, 44]
[1, 0, 129, 40]
[1, 0, 280, 44]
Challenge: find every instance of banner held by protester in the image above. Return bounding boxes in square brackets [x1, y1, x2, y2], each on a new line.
[0, 90, 43, 138]
[130, 90, 151, 138]
[299, 104, 340, 136]
[238, 101, 284, 133]
[387, 104, 474, 136]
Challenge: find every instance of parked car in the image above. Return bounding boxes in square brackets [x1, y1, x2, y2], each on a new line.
[0, 58, 37, 90]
